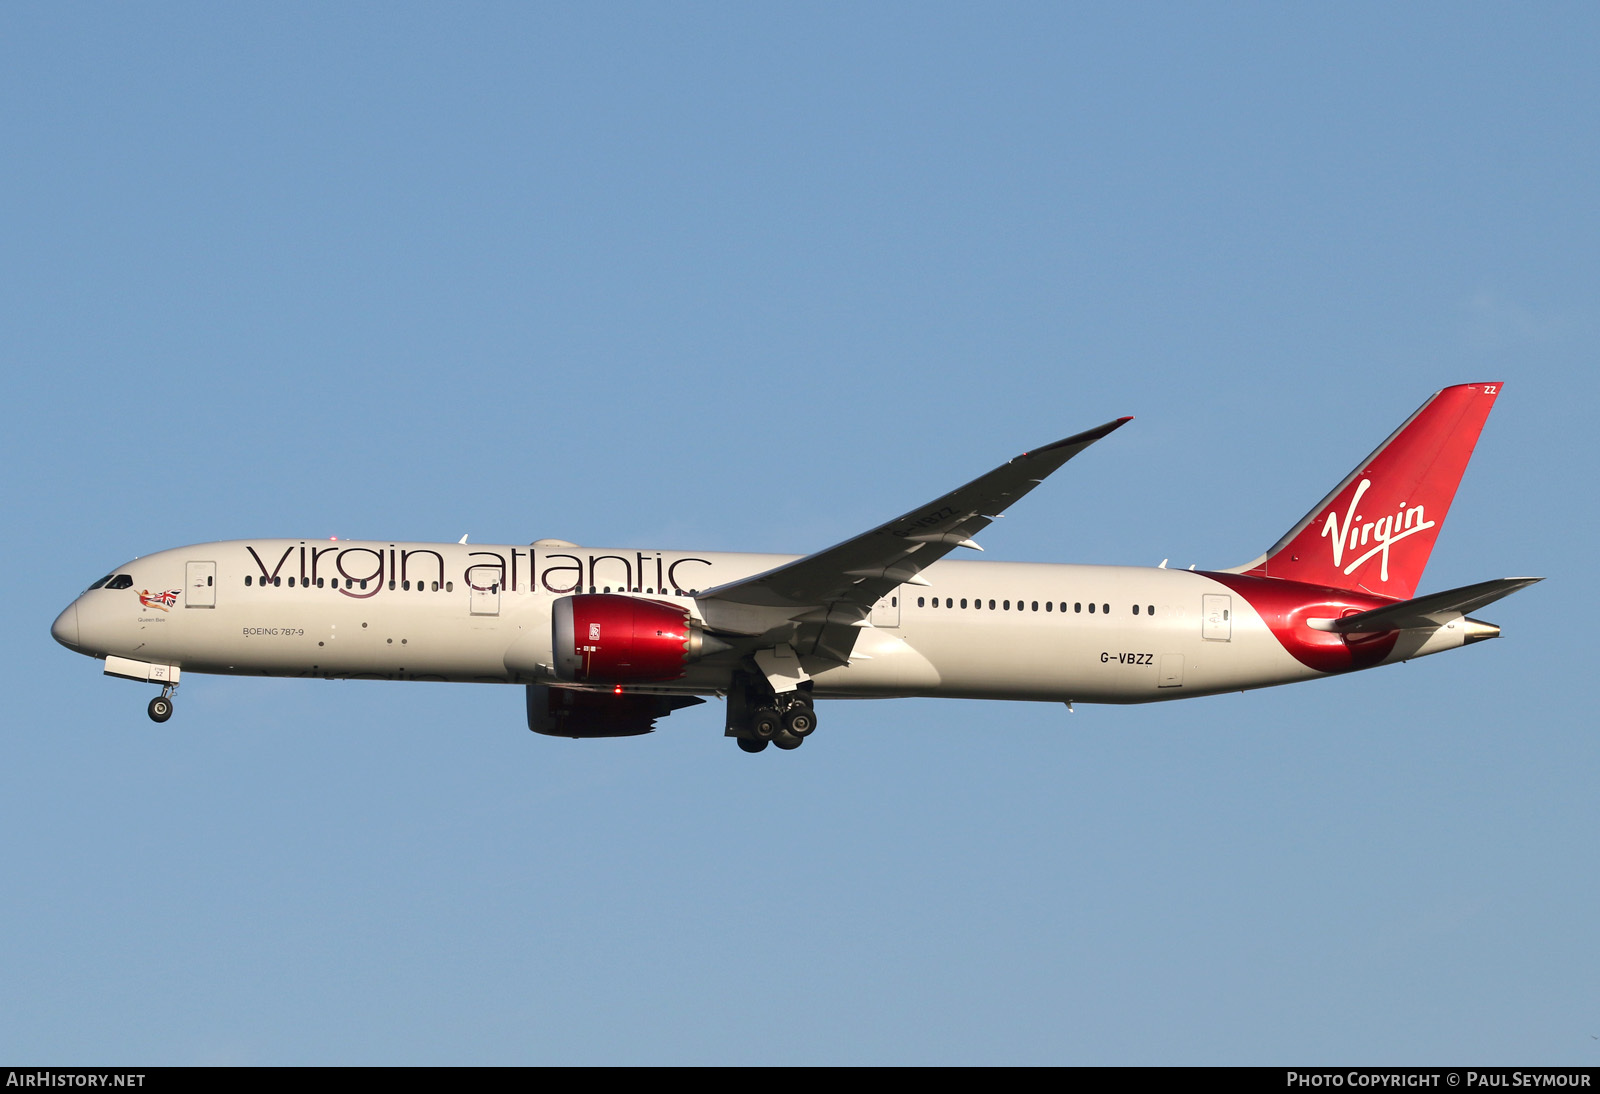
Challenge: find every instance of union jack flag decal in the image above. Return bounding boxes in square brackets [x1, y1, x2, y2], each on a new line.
[139, 589, 180, 612]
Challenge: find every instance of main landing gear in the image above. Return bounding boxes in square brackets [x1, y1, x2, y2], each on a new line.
[147, 683, 177, 723]
[727, 673, 817, 755]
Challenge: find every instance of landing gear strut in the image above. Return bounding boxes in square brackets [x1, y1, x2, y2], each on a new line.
[147, 683, 176, 723]
[727, 672, 816, 754]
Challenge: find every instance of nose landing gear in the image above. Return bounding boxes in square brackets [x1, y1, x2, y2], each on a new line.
[147, 683, 177, 723]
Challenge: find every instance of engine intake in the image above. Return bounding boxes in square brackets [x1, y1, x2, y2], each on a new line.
[552, 594, 707, 683]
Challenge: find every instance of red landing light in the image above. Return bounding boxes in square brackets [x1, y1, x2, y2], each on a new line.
[613, 685, 624, 695]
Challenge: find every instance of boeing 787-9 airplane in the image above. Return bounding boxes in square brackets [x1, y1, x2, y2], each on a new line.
[52, 382, 1537, 753]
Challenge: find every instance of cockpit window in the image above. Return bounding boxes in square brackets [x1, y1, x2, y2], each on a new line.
[87, 574, 114, 591]
[104, 574, 133, 590]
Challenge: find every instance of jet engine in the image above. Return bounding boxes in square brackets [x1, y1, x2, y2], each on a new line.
[552, 594, 714, 683]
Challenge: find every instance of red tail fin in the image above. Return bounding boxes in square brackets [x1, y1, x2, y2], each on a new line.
[1234, 382, 1502, 598]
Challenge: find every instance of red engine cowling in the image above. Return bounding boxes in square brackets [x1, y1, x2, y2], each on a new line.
[552, 594, 706, 683]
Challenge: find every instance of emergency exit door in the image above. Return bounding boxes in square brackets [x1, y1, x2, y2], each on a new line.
[186, 561, 216, 608]
[467, 565, 502, 616]
[1202, 594, 1231, 641]
[870, 589, 901, 627]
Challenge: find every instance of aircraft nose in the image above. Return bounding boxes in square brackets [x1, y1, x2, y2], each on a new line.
[51, 603, 80, 650]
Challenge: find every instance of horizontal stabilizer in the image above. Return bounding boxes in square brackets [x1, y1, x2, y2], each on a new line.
[1327, 577, 1542, 634]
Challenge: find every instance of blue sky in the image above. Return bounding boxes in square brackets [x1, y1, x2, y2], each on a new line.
[3, 4, 1596, 1064]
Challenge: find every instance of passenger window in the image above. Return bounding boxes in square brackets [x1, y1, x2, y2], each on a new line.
[1003, 600, 1010, 610]
[945, 598, 952, 608]
[1132, 604, 1139, 615]
[917, 597, 925, 607]
[1031, 601, 1038, 611]
[1088, 603, 1095, 613]
[273, 577, 281, 587]
[1103, 603, 1110, 614]
[317, 577, 325, 588]
[960, 598, 967, 609]
[432, 582, 439, 592]
[1148, 605, 1155, 616]
[1074, 602, 1081, 613]
[447, 582, 454, 592]
[245, 575, 253, 586]
[1045, 601, 1052, 612]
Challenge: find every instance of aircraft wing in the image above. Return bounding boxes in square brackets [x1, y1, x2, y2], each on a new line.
[698, 417, 1132, 649]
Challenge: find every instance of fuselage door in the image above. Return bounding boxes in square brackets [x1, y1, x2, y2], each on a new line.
[467, 565, 501, 616]
[1202, 594, 1231, 641]
[870, 589, 901, 628]
[185, 561, 216, 608]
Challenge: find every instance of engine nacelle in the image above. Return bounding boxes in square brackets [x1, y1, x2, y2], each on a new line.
[552, 594, 707, 683]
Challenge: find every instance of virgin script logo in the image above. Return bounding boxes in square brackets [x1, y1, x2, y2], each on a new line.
[1320, 479, 1436, 583]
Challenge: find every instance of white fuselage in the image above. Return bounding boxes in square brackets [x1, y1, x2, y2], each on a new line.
[52, 537, 1457, 706]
